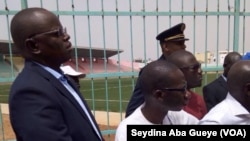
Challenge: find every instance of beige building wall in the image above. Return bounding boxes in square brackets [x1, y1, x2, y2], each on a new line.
[195, 51, 212, 64]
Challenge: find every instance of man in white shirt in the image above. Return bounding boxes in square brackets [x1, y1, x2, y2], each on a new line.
[199, 60, 250, 125]
[115, 60, 198, 141]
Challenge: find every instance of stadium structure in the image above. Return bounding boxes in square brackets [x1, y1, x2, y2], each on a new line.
[0, 40, 142, 79]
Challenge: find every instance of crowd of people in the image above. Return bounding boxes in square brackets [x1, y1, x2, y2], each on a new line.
[7, 7, 250, 141]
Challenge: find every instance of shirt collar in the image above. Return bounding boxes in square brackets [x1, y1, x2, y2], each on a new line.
[226, 93, 250, 117]
[221, 74, 227, 81]
[34, 62, 63, 79]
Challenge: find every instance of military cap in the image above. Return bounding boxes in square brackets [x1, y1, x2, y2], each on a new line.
[156, 23, 189, 42]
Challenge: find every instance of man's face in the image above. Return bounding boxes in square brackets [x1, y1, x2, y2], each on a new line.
[25, 12, 72, 66]
[162, 81, 190, 111]
[159, 70, 191, 111]
[32, 26, 72, 65]
[180, 57, 203, 89]
[162, 40, 186, 56]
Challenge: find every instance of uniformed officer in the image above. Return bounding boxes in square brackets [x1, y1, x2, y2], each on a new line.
[126, 23, 190, 117]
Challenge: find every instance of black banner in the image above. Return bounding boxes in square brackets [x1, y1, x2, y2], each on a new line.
[127, 125, 250, 140]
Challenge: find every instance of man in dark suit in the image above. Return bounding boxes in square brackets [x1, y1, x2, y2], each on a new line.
[9, 8, 104, 141]
[203, 52, 242, 111]
[125, 23, 189, 117]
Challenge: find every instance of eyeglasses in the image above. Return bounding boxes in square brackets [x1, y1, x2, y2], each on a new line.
[160, 82, 187, 92]
[180, 63, 201, 71]
[27, 27, 67, 40]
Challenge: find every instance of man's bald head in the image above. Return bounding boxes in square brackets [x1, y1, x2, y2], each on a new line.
[140, 60, 184, 96]
[223, 52, 242, 77]
[228, 60, 250, 92]
[227, 60, 250, 112]
[224, 52, 242, 64]
[167, 50, 195, 67]
[11, 8, 59, 56]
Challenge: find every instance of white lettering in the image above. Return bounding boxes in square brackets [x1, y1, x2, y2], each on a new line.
[189, 129, 217, 138]
[130, 129, 167, 138]
[169, 129, 186, 136]
[131, 129, 137, 136]
[169, 129, 176, 136]
[221, 129, 244, 137]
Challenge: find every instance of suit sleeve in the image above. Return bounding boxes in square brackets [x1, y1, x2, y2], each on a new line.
[125, 69, 145, 117]
[9, 86, 73, 141]
[202, 85, 216, 111]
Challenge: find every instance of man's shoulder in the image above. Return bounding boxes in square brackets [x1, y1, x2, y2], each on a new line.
[138, 55, 165, 73]
[203, 77, 222, 88]
[120, 107, 146, 125]
[199, 101, 230, 123]
[168, 110, 199, 124]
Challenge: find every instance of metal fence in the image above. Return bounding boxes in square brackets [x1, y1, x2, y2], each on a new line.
[0, 0, 250, 140]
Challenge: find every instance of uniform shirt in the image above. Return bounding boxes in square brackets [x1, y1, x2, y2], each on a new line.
[199, 93, 250, 125]
[115, 103, 199, 141]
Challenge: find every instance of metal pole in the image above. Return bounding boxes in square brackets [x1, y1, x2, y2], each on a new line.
[0, 104, 5, 141]
[20, 0, 28, 9]
[233, 0, 240, 52]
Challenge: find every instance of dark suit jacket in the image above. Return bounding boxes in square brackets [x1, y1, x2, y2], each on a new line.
[203, 75, 228, 111]
[9, 60, 103, 141]
[125, 69, 144, 117]
[125, 55, 166, 117]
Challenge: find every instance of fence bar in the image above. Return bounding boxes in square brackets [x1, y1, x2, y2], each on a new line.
[0, 104, 4, 141]
[233, 0, 240, 52]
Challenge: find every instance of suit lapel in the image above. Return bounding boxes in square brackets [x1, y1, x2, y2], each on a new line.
[51, 74, 102, 139]
[66, 78, 103, 135]
[218, 76, 227, 90]
[51, 76, 96, 123]
[27, 61, 102, 140]
[29, 62, 98, 130]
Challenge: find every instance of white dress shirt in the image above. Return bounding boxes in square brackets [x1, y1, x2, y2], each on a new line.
[115, 103, 198, 141]
[199, 93, 250, 125]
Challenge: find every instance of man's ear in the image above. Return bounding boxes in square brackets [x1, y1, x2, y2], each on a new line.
[246, 83, 250, 97]
[153, 89, 165, 100]
[160, 42, 169, 53]
[25, 38, 41, 54]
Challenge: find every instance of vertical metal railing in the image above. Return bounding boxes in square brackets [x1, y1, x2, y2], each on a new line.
[0, 0, 249, 140]
[0, 104, 5, 141]
[233, 0, 240, 52]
